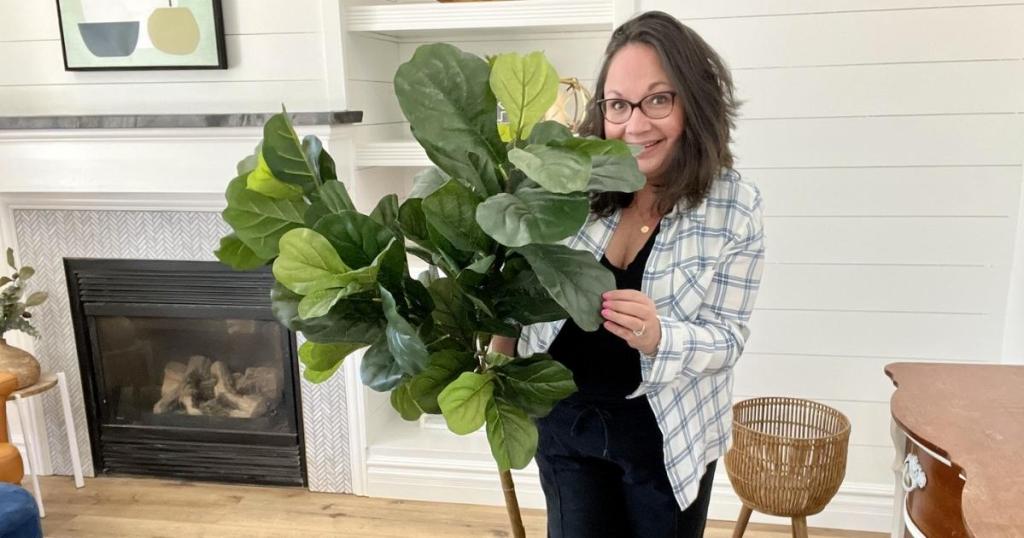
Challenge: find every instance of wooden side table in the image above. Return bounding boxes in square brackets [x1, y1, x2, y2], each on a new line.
[887, 362, 1024, 537]
[6, 372, 85, 517]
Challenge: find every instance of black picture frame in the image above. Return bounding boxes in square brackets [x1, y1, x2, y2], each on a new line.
[55, 0, 228, 71]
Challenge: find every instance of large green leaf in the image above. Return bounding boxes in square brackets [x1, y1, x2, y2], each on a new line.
[394, 43, 504, 196]
[438, 371, 495, 435]
[398, 198, 431, 244]
[299, 341, 363, 383]
[214, 233, 267, 270]
[318, 142, 339, 181]
[554, 138, 645, 193]
[391, 381, 424, 421]
[398, 198, 469, 271]
[422, 179, 493, 253]
[302, 135, 327, 185]
[489, 52, 560, 141]
[409, 167, 450, 199]
[489, 253, 569, 323]
[554, 137, 632, 157]
[497, 357, 576, 418]
[305, 180, 356, 228]
[314, 211, 395, 269]
[380, 285, 430, 376]
[261, 112, 320, 191]
[527, 121, 573, 145]
[370, 194, 401, 234]
[360, 336, 404, 392]
[491, 256, 568, 324]
[297, 283, 367, 319]
[377, 239, 410, 303]
[512, 244, 615, 331]
[399, 276, 435, 322]
[493, 287, 568, 325]
[476, 188, 588, 247]
[408, 350, 476, 414]
[456, 255, 495, 288]
[587, 154, 646, 193]
[271, 283, 384, 344]
[427, 278, 473, 345]
[295, 237, 404, 319]
[247, 151, 304, 200]
[272, 228, 353, 295]
[486, 398, 539, 470]
[508, 145, 591, 194]
[222, 175, 307, 259]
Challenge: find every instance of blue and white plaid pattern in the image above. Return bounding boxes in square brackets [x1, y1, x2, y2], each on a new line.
[518, 169, 766, 510]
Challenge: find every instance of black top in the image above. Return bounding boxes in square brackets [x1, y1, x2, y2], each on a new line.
[547, 225, 661, 399]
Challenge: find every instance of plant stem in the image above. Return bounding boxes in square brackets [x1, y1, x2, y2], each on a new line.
[499, 469, 526, 538]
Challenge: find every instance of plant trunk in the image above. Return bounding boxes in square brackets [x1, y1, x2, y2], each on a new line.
[499, 469, 526, 538]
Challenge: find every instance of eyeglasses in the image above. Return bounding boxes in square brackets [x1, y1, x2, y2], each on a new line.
[596, 91, 677, 124]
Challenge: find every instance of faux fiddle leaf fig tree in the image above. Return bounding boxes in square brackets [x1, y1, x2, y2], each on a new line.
[214, 44, 645, 536]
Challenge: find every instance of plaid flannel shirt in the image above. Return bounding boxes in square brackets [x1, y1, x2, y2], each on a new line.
[518, 168, 766, 510]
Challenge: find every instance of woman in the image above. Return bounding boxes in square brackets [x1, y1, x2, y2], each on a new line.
[495, 10, 765, 538]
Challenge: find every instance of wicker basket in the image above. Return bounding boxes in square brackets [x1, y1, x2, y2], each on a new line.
[725, 397, 851, 538]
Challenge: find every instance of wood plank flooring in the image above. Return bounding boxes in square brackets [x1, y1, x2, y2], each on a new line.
[31, 475, 886, 537]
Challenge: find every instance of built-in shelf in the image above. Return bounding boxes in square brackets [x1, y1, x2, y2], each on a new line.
[346, 0, 613, 37]
[356, 140, 429, 168]
[0, 111, 363, 130]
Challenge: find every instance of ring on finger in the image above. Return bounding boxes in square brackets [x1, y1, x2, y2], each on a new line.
[632, 322, 646, 337]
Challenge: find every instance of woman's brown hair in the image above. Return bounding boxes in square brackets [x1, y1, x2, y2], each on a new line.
[580, 11, 740, 217]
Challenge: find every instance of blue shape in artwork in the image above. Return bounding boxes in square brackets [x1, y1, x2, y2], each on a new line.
[77, 21, 139, 57]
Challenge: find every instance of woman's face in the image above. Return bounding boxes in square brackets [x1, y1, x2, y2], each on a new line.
[602, 43, 685, 183]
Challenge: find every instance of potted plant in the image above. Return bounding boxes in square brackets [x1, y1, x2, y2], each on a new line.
[0, 248, 48, 390]
[214, 45, 644, 536]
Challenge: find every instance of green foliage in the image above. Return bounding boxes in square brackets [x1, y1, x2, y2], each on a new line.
[489, 52, 560, 142]
[0, 248, 47, 338]
[214, 45, 645, 471]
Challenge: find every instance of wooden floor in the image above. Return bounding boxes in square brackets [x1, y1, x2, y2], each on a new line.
[32, 475, 886, 537]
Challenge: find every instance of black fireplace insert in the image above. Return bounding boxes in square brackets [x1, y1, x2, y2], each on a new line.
[65, 258, 305, 486]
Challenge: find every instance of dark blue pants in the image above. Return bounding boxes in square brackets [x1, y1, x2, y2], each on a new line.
[536, 397, 717, 538]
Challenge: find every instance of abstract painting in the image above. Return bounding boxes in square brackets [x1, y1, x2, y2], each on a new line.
[56, 0, 227, 71]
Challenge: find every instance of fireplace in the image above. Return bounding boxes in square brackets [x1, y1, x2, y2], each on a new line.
[64, 258, 305, 486]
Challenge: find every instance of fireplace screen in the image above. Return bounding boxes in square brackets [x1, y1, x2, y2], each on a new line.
[66, 258, 305, 486]
[95, 316, 292, 432]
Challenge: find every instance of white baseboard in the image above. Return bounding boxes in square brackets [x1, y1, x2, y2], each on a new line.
[365, 446, 894, 533]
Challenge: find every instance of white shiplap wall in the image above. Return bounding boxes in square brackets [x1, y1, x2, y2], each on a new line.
[639, 0, 1024, 528]
[0, 0, 330, 115]
[345, 1, 1024, 531]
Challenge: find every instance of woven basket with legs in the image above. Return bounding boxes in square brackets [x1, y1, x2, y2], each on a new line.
[724, 397, 851, 538]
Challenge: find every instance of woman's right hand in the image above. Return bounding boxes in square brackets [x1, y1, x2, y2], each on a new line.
[489, 335, 517, 357]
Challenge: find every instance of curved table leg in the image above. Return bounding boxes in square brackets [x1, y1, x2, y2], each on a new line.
[891, 417, 907, 538]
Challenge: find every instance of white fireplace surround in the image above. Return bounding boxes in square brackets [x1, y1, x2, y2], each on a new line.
[0, 124, 362, 495]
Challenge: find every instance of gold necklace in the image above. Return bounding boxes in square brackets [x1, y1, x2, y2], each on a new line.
[629, 204, 659, 234]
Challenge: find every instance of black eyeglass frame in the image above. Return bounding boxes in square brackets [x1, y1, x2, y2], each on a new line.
[595, 91, 678, 124]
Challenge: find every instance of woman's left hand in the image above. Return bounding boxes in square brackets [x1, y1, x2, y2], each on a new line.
[601, 289, 661, 356]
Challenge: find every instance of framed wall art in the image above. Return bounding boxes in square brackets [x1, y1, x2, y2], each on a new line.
[56, 0, 228, 71]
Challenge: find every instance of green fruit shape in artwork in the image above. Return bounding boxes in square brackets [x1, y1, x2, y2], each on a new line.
[148, 7, 200, 55]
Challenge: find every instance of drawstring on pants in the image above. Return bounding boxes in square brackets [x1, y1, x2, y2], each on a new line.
[569, 404, 613, 458]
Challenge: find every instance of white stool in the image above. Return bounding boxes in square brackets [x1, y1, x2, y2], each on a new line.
[7, 371, 85, 517]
